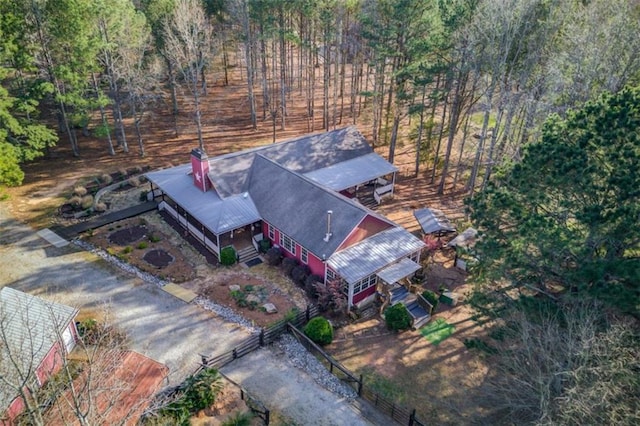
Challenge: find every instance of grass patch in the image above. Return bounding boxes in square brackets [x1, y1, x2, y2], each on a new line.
[358, 367, 406, 403]
[420, 318, 455, 346]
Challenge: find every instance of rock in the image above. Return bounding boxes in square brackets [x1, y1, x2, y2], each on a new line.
[229, 284, 241, 292]
[246, 294, 261, 304]
[263, 303, 278, 314]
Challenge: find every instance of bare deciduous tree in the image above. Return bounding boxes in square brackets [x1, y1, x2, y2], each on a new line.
[163, 0, 214, 150]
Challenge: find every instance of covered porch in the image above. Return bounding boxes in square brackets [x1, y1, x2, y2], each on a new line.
[303, 153, 398, 207]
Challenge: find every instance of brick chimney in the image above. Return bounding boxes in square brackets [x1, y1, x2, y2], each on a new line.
[190, 148, 210, 192]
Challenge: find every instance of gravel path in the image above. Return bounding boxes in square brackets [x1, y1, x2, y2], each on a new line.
[0, 204, 390, 425]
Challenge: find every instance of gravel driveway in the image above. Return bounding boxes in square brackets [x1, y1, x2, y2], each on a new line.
[0, 204, 389, 425]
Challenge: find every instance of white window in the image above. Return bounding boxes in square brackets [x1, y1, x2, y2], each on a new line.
[353, 275, 377, 294]
[280, 233, 295, 254]
[268, 223, 275, 240]
[326, 268, 337, 283]
[300, 247, 308, 264]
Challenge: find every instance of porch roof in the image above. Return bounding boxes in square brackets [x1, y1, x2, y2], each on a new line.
[303, 153, 398, 191]
[146, 165, 260, 234]
[327, 227, 426, 283]
[376, 257, 422, 284]
[413, 208, 456, 234]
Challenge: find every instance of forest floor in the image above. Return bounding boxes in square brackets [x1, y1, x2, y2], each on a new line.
[2, 63, 490, 424]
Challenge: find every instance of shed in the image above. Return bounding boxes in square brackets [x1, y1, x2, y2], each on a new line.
[413, 208, 456, 235]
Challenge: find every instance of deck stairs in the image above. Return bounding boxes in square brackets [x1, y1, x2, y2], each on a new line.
[236, 245, 260, 264]
[388, 284, 431, 329]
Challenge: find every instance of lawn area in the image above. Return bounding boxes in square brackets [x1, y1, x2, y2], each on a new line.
[420, 318, 455, 346]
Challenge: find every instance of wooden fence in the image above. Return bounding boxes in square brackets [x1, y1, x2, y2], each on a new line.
[202, 304, 320, 369]
[288, 323, 427, 426]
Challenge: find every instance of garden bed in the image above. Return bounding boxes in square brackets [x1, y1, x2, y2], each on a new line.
[83, 217, 195, 283]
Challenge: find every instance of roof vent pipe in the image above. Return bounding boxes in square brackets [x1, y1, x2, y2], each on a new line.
[323, 210, 333, 242]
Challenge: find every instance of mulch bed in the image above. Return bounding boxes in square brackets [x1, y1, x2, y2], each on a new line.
[109, 225, 147, 245]
[143, 249, 174, 268]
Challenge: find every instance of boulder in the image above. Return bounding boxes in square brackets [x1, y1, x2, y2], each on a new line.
[229, 284, 241, 292]
[263, 303, 278, 314]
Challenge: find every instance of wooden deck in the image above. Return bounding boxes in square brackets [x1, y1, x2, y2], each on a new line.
[50, 201, 158, 240]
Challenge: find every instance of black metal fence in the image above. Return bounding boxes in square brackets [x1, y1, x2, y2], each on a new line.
[288, 323, 427, 426]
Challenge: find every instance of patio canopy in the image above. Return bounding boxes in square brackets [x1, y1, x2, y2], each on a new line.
[446, 227, 478, 249]
[376, 257, 421, 284]
[413, 208, 455, 234]
[303, 153, 398, 191]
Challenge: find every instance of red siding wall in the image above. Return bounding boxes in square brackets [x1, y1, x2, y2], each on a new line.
[353, 285, 377, 304]
[262, 222, 326, 278]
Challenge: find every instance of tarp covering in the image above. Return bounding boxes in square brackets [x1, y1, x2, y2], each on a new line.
[446, 227, 478, 248]
[413, 208, 456, 234]
[376, 257, 421, 284]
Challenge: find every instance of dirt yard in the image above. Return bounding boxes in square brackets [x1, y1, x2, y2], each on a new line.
[327, 252, 490, 424]
[3, 61, 490, 424]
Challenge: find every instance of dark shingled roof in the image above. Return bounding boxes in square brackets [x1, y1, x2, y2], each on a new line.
[248, 155, 388, 258]
[208, 126, 372, 198]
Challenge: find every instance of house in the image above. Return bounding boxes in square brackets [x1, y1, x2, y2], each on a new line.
[146, 127, 426, 308]
[0, 287, 78, 424]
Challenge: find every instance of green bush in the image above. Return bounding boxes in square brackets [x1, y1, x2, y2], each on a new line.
[303, 316, 334, 346]
[258, 238, 271, 253]
[139, 190, 149, 202]
[155, 368, 223, 424]
[221, 411, 254, 426]
[421, 290, 439, 311]
[149, 234, 161, 243]
[384, 303, 412, 331]
[122, 246, 133, 254]
[220, 246, 237, 266]
[137, 241, 148, 249]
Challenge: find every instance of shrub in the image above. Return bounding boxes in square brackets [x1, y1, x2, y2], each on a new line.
[282, 257, 298, 277]
[139, 190, 149, 202]
[73, 186, 87, 196]
[69, 196, 82, 207]
[314, 279, 347, 313]
[80, 195, 94, 210]
[137, 242, 148, 250]
[149, 234, 161, 243]
[303, 316, 334, 346]
[291, 265, 310, 287]
[94, 202, 107, 212]
[221, 411, 254, 426]
[220, 246, 237, 266]
[305, 275, 324, 299]
[265, 247, 283, 266]
[421, 290, 439, 311]
[128, 176, 140, 187]
[100, 174, 113, 185]
[258, 238, 271, 253]
[118, 168, 128, 178]
[122, 246, 133, 254]
[384, 303, 412, 331]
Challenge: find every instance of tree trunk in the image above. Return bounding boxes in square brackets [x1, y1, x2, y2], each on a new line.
[91, 73, 115, 156]
[414, 85, 427, 176]
[438, 71, 466, 194]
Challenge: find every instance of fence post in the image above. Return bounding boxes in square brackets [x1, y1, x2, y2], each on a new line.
[358, 374, 363, 397]
[259, 329, 265, 346]
[233, 348, 238, 359]
[409, 408, 416, 426]
[305, 304, 310, 322]
[265, 409, 270, 425]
